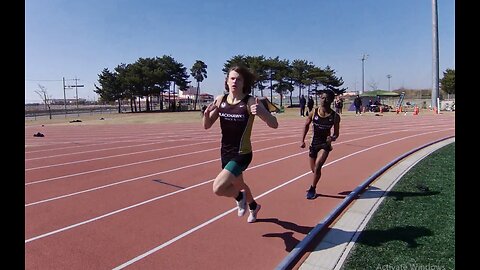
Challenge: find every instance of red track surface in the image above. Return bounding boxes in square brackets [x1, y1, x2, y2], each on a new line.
[25, 112, 455, 269]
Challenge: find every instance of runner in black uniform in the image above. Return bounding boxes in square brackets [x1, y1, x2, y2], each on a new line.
[203, 65, 278, 223]
[300, 90, 340, 199]
[218, 94, 254, 170]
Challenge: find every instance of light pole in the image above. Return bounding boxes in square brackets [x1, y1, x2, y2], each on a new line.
[387, 74, 392, 91]
[431, 0, 439, 113]
[361, 54, 368, 94]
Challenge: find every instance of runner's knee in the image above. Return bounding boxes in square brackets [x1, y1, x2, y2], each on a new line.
[212, 170, 234, 196]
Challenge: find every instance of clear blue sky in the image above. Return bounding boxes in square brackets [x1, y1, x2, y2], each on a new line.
[25, 0, 455, 103]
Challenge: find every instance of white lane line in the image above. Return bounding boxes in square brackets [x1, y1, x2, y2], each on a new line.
[110, 129, 454, 269]
[25, 138, 216, 165]
[25, 179, 212, 244]
[25, 128, 452, 246]
[25, 130, 392, 206]
[25, 148, 307, 243]
[25, 135, 299, 185]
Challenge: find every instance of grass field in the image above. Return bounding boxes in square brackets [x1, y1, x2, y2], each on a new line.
[340, 143, 455, 270]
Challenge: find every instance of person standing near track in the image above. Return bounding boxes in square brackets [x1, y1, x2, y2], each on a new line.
[334, 95, 344, 114]
[203, 65, 278, 223]
[307, 96, 314, 115]
[300, 90, 340, 199]
[299, 95, 307, 117]
[354, 94, 362, 115]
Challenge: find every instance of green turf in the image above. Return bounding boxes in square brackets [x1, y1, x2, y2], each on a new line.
[341, 142, 455, 270]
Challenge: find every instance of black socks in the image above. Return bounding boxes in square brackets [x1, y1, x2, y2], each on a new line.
[235, 191, 257, 210]
[249, 201, 257, 211]
[235, 191, 243, 201]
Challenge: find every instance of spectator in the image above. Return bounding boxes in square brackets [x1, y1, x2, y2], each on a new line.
[334, 96, 344, 114]
[354, 95, 362, 115]
[299, 95, 307, 117]
[307, 96, 314, 114]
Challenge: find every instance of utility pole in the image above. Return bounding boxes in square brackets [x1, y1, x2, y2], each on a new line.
[65, 77, 85, 116]
[431, 0, 440, 113]
[387, 74, 392, 91]
[74, 77, 80, 111]
[361, 54, 368, 94]
[63, 77, 67, 117]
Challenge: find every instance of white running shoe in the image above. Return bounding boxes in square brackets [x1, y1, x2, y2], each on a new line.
[247, 204, 261, 223]
[236, 191, 247, 217]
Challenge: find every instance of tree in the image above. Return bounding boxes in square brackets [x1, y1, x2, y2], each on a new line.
[223, 55, 248, 73]
[94, 67, 124, 113]
[133, 57, 165, 112]
[290, 59, 313, 98]
[264, 57, 285, 101]
[190, 60, 207, 110]
[440, 68, 455, 95]
[34, 84, 52, 119]
[321, 66, 347, 95]
[305, 66, 325, 99]
[158, 55, 190, 111]
[245, 55, 267, 96]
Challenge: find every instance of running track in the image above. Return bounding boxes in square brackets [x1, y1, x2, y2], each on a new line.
[25, 112, 455, 269]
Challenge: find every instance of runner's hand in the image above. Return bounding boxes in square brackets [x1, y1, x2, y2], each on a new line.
[250, 97, 267, 116]
[204, 102, 218, 116]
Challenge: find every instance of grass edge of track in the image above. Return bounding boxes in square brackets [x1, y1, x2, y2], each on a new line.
[340, 142, 455, 270]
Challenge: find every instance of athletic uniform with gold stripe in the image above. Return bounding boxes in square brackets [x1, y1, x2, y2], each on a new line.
[218, 94, 254, 175]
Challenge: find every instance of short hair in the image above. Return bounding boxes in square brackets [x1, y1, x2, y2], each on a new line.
[319, 89, 335, 102]
[224, 65, 257, 94]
